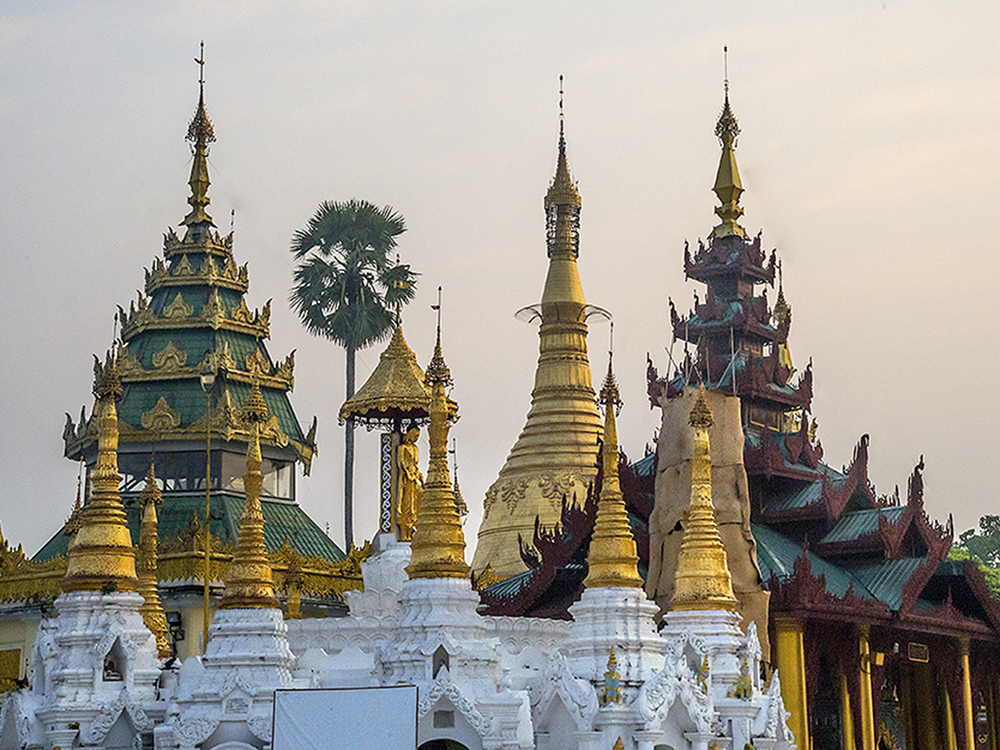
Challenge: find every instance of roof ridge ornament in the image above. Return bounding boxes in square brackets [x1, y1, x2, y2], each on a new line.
[182, 41, 216, 231]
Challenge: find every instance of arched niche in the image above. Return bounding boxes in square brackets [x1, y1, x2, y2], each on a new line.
[535, 694, 579, 750]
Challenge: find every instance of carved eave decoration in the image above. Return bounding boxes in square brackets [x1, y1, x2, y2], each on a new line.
[118, 290, 271, 341]
[683, 233, 777, 285]
[145, 254, 249, 296]
[0, 532, 65, 604]
[671, 294, 785, 347]
[112, 344, 295, 392]
[163, 226, 233, 259]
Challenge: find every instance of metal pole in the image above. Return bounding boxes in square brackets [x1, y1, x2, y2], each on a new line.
[203, 389, 211, 654]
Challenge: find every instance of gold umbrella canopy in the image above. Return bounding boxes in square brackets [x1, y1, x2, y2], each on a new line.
[339, 323, 431, 429]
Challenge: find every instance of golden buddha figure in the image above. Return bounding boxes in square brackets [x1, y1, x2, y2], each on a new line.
[397, 427, 424, 541]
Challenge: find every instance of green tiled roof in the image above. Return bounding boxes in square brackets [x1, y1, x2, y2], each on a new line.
[33, 491, 343, 563]
[751, 522, 877, 601]
[845, 557, 925, 611]
[821, 506, 906, 545]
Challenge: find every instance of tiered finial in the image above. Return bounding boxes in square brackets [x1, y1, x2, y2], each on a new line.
[407, 307, 467, 579]
[583, 353, 643, 589]
[671, 389, 739, 611]
[137, 464, 171, 657]
[219, 380, 279, 609]
[545, 76, 582, 257]
[182, 41, 216, 230]
[62, 349, 138, 593]
[710, 47, 747, 240]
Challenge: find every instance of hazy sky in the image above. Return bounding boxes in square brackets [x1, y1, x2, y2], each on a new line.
[2, 2, 998, 556]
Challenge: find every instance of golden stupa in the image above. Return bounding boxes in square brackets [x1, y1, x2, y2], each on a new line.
[472, 86, 604, 579]
[136, 465, 171, 657]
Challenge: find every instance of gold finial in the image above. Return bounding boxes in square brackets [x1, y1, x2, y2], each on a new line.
[450, 438, 468, 517]
[545, 76, 582, 257]
[182, 41, 216, 230]
[137, 464, 171, 657]
[773, 261, 793, 372]
[407, 314, 467, 579]
[219, 380, 279, 609]
[62, 349, 138, 593]
[671, 389, 739, 611]
[584, 351, 643, 589]
[710, 47, 747, 240]
[612, 738, 625, 750]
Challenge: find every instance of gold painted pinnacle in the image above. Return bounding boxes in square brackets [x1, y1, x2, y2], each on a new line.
[182, 45, 216, 229]
[219, 386, 278, 609]
[710, 86, 747, 240]
[137, 465, 171, 657]
[62, 350, 137, 594]
[671, 389, 738, 611]
[407, 327, 467, 580]
[584, 355, 643, 589]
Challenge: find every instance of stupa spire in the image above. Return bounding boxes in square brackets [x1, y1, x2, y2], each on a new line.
[218, 380, 279, 609]
[62, 349, 138, 593]
[583, 350, 643, 589]
[472, 79, 603, 579]
[671, 389, 739, 611]
[181, 41, 216, 231]
[137, 464, 171, 657]
[407, 305, 467, 579]
[710, 47, 747, 240]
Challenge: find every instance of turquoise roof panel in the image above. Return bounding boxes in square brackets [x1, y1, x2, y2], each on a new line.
[846, 557, 925, 611]
[821, 506, 906, 545]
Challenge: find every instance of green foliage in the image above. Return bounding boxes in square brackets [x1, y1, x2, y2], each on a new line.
[289, 199, 417, 351]
[950, 514, 1000, 600]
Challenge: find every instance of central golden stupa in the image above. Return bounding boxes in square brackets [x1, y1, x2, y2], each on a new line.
[471, 99, 603, 579]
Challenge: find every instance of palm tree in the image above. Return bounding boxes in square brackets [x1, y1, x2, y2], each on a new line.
[290, 199, 417, 549]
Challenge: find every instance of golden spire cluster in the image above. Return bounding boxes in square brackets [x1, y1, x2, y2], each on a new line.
[671, 389, 739, 611]
[583, 355, 643, 589]
[182, 41, 216, 230]
[62, 350, 138, 594]
[710, 48, 747, 240]
[137, 465, 171, 657]
[219, 380, 279, 609]
[407, 314, 468, 580]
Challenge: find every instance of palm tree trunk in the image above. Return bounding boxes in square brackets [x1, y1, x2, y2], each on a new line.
[344, 344, 355, 550]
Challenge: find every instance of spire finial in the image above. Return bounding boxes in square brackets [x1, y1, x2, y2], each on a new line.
[559, 74, 565, 139]
[671, 389, 739, 611]
[545, 76, 582, 257]
[724, 45, 729, 96]
[584, 349, 643, 589]
[408, 317, 466, 579]
[182, 42, 216, 230]
[710, 47, 747, 240]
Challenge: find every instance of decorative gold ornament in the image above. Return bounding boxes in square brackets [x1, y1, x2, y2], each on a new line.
[583, 355, 643, 589]
[670, 389, 738, 611]
[407, 326, 468, 580]
[152, 341, 188, 370]
[396, 427, 424, 541]
[182, 53, 216, 231]
[612, 738, 624, 750]
[163, 292, 195, 319]
[140, 397, 182, 432]
[62, 350, 138, 594]
[137, 465, 171, 657]
[218, 380, 279, 609]
[710, 85, 748, 240]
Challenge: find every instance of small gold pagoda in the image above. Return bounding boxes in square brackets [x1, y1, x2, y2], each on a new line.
[137, 465, 171, 657]
[671, 389, 738, 612]
[472, 85, 604, 579]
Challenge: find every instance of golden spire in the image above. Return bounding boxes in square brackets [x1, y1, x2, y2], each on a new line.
[544, 75, 582, 258]
[671, 389, 738, 611]
[219, 380, 279, 609]
[62, 350, 138, 594]
[407, 311, 468, 579]
[472, 78, 603, 578]
[137, 464, 171, 657]
[182, 42, 216, 230]
[584, 354, 643, 589]
[710, 48, 747, 240]
[774, 261, 794, 372]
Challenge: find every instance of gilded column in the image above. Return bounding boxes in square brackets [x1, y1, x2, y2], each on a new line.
[961, 638, 975, 750]
[944, 675, 959, 750]
[218, 381, 279, 610]
[62, 351, 138, 594]
[840, 663, 857, 750]
[914, 661, 942, 746]
[583, 357, 643, 589]
[137, 465, 171, 657]
[899, 659, 916, 750]
[407, 326, 467, 579]
[859, 624, 876, 750]
[773, 615, 810, 750]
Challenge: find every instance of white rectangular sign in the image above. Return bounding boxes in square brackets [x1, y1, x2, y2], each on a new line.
[272, 685, 418, 750]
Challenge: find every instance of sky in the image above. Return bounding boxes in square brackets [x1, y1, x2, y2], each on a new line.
[1, 1, 998, 557]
